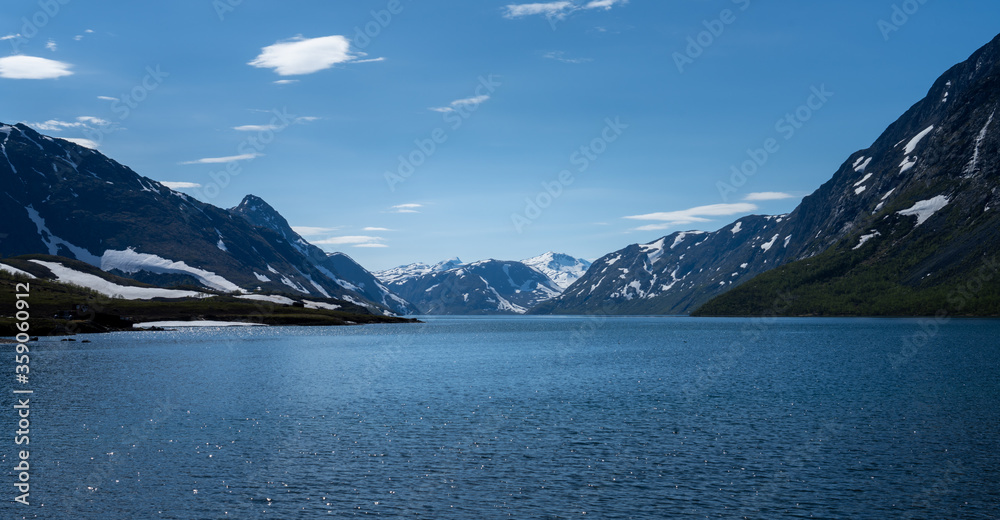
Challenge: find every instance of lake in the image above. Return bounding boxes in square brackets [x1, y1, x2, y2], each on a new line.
[4, 316, 1000, 519]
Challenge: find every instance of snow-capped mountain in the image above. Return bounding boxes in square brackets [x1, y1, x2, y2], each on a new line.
[536, 33, 1000, 316]
[380, 259, 562, 314]
[520, 252, 592, 290]
[376, 253, 591, 314]
[374, 257, 464, 285]
[0, 125, 413, 315]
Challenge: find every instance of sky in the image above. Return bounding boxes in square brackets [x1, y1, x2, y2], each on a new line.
[1, 1, 999, 271]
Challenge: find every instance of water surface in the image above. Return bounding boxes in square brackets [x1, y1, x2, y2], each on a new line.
[4, 317, 999, 518]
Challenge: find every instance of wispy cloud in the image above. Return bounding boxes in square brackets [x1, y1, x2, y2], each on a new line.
[390, 203, 423, 214]
[625, 203, 757, 230]
[273, 79, 299, 85]
[180, 153, 261, 165]
[159, 181, 202, 189]
[30, 116, 112, 132]
[312, 235, 386, 248]
[363, 227, 393, 232]
[97, 95, 118, 101]
[429, 95, 490, 114]
[292, 226, 342, 236]
[743, 192, 795, 201]
[503, 0, 627, 19]
[0, 55, 73, 79]
[584, 0, 628, 10]
[232, 116, 318, 132]
[63, 137, 99, 149]
[248, 35, 384, 76]
[543, 51, 592, 64]
[504, 1, 574, 19]
[45, 39, 57, 52]
[0, 34, 21, 41]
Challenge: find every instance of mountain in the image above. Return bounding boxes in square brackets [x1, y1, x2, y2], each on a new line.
[374, 257, 464, 285]
[535, 33, 1000, 316]
[694, 34, 1000, 316]
[0, 123, 411, 315]
[379, 259, 563, 314]
[229, 195, 416, 315]
[520, 252, 592, 289]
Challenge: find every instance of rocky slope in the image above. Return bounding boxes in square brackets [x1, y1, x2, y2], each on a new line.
[0, 124, 411, 315]
[535, 33, 1000, 316]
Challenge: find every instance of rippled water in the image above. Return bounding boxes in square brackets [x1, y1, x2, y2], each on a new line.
[4, 317, 1000, 519]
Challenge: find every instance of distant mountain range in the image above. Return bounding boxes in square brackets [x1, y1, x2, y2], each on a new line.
[537, 32, 1000, 316]
[374, 253, 592, 314]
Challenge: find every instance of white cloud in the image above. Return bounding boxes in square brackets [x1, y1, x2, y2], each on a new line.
[584, 0, 627, 10]
[233, 124, 278, 132]
[273, 79, 299, 85]
[543, 51, 592, 64]
[390, 203, 423, 214]
[159, 181, 202, 189]
[85, 29, 94, 33]
[351, 57, 386, 64]
[313, 235, 385, 247]
[63, 137, 98, 149]
[232, 116, 317, 132]
[249, 35, 369, 76]
[45, 40, 57, 52]
[743, 192, 795, 201]
[97, 95, 118, 101]
[0, 55, 73, 79]
[292, 226, 342, 236]
[180, 153, 261, 165]
[430, 95, 490, 114]
[30, 116, 110, 132]
[77, 116, 110, 126]
[363, 227, 393, 232]
[625, 203, 758, 229]
[504, 2, 574, 19]
[0, 34, 21, 41]
[504, 0, 626, 19]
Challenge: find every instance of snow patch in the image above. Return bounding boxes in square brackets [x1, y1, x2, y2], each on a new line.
[904, 125, 934, 154]
[853, 231, 881, 250]
[899, 156, 918, 174]
[31, 260, 208, 300]
[854, 157, 872, 172]
[855, 185, 867, 195]
[303, 300, 340, 311]
[760, 234, 779, 252]
[0, 263, 36, 278]
[101, 248, 244, 293]
[134, 320, 264, 328]
[25, 206, 101, 265]
[216, 239, 228, 252]
[253, 272, 271, 282]
[730, 221, 742, 235]
[853, 172, 873, 187]
[897, 195, 949, 226]
[237, 294, 295, 305]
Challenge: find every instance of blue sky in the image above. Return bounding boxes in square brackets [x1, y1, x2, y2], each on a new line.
[2, 1, 998, 270]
